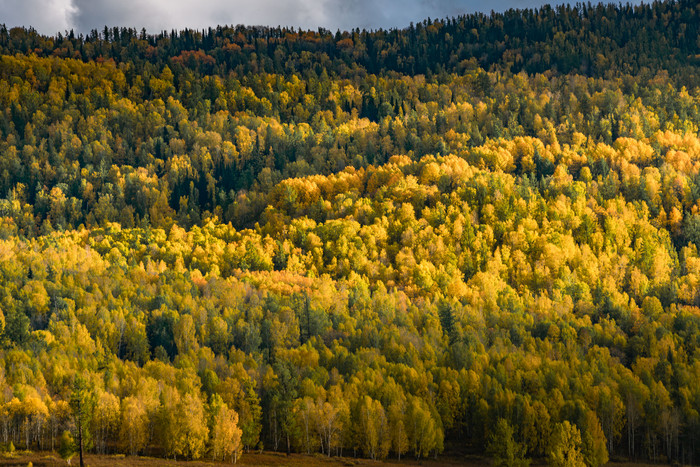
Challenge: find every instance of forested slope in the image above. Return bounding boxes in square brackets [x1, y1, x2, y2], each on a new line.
[0, 1, 699, 465]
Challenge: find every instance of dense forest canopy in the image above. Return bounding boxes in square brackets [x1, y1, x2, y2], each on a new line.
[1, 0, 699, 80]
[0, 0, 699, 465]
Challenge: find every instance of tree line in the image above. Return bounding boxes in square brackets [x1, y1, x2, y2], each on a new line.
[0, 0, 699, 80]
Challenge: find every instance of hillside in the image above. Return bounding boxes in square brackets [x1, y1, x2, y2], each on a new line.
[0, 1, 699, 465]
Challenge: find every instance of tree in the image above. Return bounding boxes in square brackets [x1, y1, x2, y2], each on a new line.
[157, 385, 183, 459]
[156, 387, 209, 460]
[521, 400, 551, 457]
[119, 396, 148, 455]
[406, 397, 443, 459]
[210, 394, 243, 463]
[596, 385, 624, 455]
[548, 421, 586, 467]
[93, 391, 120, 454]
[487, 418, 530, 467]
[178, 392, 210, 459]
[388, 400, 409, 460]
[315, 391, 346, 457]
[218, 376, 262, 452]
[358, 396, 390, 460]
[58, 430, 76, 465]
[174, 314, 198, 355]
[581, 411, 608, 467]
[69, 376, 95, 467]
[267, 361, 299, 454]
[240, 382, 263, 451]
[4, 309, 30, 345]
[47, 398, 71, 453]
[20, 393, 48, 450]
[293, 397, 317, 454]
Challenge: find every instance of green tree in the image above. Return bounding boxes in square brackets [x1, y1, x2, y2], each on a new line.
[4, 310, 30, 345]
[69, 377, 95, 467]
[58, 430, 76, 465]
[487, 418, 530, 467]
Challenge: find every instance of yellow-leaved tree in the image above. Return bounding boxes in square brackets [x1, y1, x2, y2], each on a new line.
[93, 391, 120, 454]
[178, 392, 210, 460]
[119, 396, 148, 455]
[548, 421, 586, 467]
[210, 394, 243, 463]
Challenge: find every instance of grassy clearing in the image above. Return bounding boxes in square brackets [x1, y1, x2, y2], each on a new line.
[0, 451, 666, 467]
[0, 451, 493, 466]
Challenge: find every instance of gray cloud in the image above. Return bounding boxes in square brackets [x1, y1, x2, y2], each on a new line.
[69, 0, 340, 33]
[0, 0, 75, 33]
[1, 0, 638, 35]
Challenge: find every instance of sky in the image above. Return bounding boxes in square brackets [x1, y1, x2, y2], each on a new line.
[1, 0, 631, 35]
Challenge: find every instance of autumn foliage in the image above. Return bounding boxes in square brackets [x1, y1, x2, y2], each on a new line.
[0, 1, 700, 465]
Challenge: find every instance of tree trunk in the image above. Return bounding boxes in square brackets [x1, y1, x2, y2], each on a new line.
[78, 417, 85, 467]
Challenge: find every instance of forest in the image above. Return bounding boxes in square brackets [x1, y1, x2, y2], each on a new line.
[0, 0, 699, 465]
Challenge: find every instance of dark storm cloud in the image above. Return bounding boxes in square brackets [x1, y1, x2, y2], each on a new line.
[2, 0, 635, 35]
